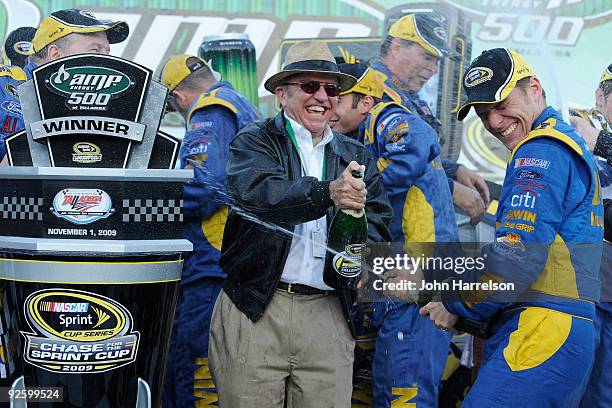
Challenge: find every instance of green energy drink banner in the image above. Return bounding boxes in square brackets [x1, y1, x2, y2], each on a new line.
[199, 34, 259, 108]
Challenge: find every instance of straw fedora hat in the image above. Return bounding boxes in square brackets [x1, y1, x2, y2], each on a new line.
[264, 40, 357, 93]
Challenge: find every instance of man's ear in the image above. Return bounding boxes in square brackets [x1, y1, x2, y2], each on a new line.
[45, 44, 63, 62]
[276, 86, 288, 108]
[358, 95, 375, 115]
[528, 76, 543, 101]
[595, 88, 605, 112]
[170, 89, 193, 114]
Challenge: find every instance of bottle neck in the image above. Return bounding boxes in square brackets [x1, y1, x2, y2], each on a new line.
[340, 208, 365, 218]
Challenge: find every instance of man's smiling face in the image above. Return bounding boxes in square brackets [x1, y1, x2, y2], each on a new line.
[475, 78, 542, 151]
[276, 72, 339, 136]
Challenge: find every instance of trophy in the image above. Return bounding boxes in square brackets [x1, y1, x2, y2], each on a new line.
[0, 54, 191, 408]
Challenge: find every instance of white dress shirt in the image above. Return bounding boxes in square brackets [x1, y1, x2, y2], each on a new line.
[280, 113, 335, 290]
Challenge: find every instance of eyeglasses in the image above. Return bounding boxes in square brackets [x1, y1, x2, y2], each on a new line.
[284, 81, 341, 97]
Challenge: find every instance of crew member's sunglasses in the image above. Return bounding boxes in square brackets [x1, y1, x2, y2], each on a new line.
[284, 81, 341, 97]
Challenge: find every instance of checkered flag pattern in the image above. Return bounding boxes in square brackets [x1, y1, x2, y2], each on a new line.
[0, 196, 44, 221]
[122, 199, 183, 222]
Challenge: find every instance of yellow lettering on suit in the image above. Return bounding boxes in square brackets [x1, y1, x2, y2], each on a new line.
[194, 357, 218, 406]
[390, 387, 418, 407]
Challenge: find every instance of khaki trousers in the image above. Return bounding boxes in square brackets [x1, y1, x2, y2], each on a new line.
[209, 289, 355, 408]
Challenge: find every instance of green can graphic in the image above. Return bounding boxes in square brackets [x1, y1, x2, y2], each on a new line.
[199, 33, 259, 108]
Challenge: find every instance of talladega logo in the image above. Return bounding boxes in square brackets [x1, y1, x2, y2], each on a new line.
[51, 188, 114, 225]
[46, 64, 133, 111]
[22, 289, 139, 373]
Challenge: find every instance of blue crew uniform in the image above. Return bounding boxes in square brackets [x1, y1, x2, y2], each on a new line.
[163, 81, 260, 407]
[0, 62, 35, 161]
[362, 94, 458, 407]
[445, 108, 604, 407]
[370, 59, 460, 193]
[578, 113, 612, 408]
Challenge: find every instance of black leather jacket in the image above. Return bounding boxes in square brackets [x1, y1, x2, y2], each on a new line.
[220, 112, 392, 334]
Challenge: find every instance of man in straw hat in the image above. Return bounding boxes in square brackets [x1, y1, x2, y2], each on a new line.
[159, 54, 260, 407]
[420, 48, 604, 406]
[0, 8, 128, 164]
[208, 40, 392, 407]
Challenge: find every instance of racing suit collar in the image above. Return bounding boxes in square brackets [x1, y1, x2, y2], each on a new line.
[531, 106, 559, 131]
[23, 60, 37, 80]
[370, 58, 413, 94]
[207, 80, 234, 93]
[185, 80, 233, 115]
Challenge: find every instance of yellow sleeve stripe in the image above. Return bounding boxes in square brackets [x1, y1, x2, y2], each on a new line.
[376, 157, 392, 173]
[187, 88, 238, 126]
[0, 66, 27, 81]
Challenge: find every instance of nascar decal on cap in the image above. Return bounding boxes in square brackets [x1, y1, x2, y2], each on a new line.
[433, 26, 447, 41]
[464, 67, 493, 88]
[46, 64, 134, 111]
[79, 10, 98, 19]
[21, 288, 140, 374]
[13, 40, 32, 55]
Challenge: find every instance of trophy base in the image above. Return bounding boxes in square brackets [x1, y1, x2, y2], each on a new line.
[10, 376, 152, 408]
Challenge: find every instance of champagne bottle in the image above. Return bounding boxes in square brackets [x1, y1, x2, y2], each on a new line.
[324, 170, 368, 290]
[417, 290, 493, 339]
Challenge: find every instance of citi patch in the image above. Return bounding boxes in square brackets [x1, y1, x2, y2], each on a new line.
[510, 190, 537, 209]
[515, 157, 550, 169]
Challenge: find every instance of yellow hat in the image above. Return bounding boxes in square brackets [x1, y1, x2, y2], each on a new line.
[387, 14, 451, 58]
[601, 64, 612, 85]
[339, 63, 387, 99]
[31, 9, 128, 54]
[160, 55, 213, 92]
[457, 48, 535, 121]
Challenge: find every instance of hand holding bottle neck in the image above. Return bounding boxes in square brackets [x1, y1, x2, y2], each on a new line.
[329, 161, 367, 210]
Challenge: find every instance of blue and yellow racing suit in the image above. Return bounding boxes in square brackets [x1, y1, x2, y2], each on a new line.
[0, 62, 35, 161]
[370, 58, 460, 193]
[163, 80, 260, 407]
[444, 107, 604, 407]
[358, 95, 458, 407]
[572, 107, 612, 408]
